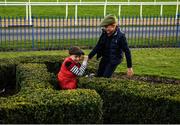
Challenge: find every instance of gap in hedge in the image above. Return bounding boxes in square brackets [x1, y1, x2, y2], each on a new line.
[0, 65, 18, 97]
[45, 62, 62, 90]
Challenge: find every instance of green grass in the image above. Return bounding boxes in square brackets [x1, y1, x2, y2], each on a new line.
[116, 48, 180, 79]
[0, 0, 179, 17]
[0, 39, 98, 51]
[0, 48, 179, 79]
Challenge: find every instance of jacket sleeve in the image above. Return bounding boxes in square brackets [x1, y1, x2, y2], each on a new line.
[65, 61, 87, 76]
[88, 34, 103, 59]
[121, 34, 132, 68]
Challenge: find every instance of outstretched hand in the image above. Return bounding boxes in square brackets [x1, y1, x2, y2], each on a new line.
[127, 68, 134, 77]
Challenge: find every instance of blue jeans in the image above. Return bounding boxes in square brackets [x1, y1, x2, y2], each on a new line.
[97, 59, 118, 78]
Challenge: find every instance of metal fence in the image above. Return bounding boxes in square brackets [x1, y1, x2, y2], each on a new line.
[0, 15, 179, 51]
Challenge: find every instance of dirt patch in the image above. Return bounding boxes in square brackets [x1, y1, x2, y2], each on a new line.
[112, 73, 180, 84]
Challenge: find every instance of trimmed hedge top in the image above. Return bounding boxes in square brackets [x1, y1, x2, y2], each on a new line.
[0, 63, 103, 124]
[79, 77, 180, 123]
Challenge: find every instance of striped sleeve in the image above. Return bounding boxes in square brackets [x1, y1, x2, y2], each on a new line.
[70, 64, 87, 76]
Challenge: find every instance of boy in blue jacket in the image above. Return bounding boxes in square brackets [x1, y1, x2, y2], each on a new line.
[88, 14, 134, 78]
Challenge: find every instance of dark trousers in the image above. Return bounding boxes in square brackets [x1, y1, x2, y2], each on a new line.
[97, 59, 118, 78]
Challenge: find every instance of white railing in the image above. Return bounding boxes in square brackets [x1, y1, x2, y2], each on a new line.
[0, 1, 179, 25]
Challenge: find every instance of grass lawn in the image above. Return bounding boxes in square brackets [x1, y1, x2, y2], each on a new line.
[116, 48, 180, 79]
[0, 5, 178, 17]
[0, 0, 179, 17]
[0, 48, 179, 79]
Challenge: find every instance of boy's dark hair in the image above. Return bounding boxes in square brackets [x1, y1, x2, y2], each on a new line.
[69, 46, 85, 56]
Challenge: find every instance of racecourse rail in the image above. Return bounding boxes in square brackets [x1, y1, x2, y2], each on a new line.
[0, 1, 179, 25]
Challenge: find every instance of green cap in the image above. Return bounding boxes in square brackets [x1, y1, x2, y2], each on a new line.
[99, 14, 117, 27]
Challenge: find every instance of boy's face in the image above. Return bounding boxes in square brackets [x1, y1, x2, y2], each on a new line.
[104, 23, 116, 35]
[71, 55, 82, 63]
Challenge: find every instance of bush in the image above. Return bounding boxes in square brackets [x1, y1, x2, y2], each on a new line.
[79, 77, 180, 123]
[0, 63, 103, 124]
[1, 55, 180, 124]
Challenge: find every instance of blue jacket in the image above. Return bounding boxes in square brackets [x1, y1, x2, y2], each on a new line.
[88, 27, 132, 68]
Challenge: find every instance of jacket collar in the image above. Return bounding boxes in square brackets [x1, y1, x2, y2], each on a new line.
[113, 26, 120, 36]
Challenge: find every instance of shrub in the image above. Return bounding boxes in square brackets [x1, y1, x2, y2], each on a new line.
[0, 63, 103, 124]
[1, 55, 180, 124]
[79, 77, 180, 123]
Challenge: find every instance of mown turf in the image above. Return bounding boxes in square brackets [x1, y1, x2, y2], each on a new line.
[0, 0, 179, 17]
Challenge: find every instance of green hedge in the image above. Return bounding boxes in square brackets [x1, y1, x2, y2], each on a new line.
[79, 77, 180, 124]
[0, 55, 96, 91]
[1, 55, 180, 123]
[0, 55, 64, 91]
[0, 63, 103, 124]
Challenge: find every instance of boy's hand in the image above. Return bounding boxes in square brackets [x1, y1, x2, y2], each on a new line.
[127, 68, 134, 77]
[83, 55, 89, 62]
